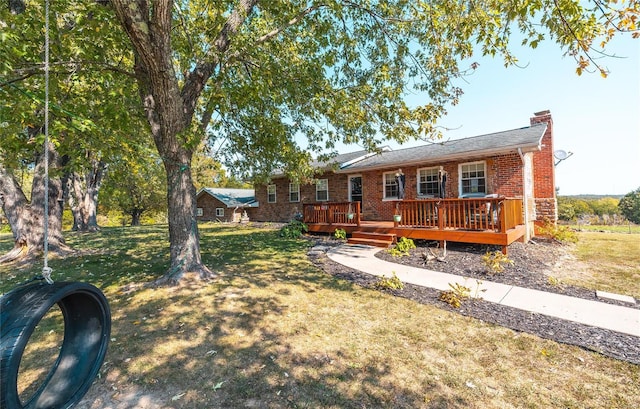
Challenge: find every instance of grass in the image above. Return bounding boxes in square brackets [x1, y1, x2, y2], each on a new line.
[569, 223, 640, 234]
[1, 224, 639, 408]
[551, 231, 640, 299]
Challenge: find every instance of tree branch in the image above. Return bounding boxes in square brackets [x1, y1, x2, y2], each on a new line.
[254, 4, 326, 45]
[180, 0, 259, 120]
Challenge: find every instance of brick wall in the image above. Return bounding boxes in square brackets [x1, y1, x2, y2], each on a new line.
[254, 155, 532, 222]
[489, 154, 524, 198]
[196, 194, 233, 222]
[253, 172, 350, 222]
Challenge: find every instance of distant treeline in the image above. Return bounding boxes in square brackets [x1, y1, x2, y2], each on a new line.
[557, 195, 623, 224]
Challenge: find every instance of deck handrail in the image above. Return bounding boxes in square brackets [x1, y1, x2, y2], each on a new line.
[303, 201, 361, 226]
[395, 198, 523, 232]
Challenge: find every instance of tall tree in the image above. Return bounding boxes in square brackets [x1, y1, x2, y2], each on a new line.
[66, 154, 106, 232]
[619, 188, 640, 224]
[107, 0, 638, 283]
[1, 0, 142, 260]
[0, 141, 69, 262]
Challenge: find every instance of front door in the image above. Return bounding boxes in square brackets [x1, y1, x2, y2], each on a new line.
[349, 175, 363, 211]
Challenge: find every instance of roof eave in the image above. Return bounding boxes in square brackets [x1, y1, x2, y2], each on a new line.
[336, 143, 542, 173]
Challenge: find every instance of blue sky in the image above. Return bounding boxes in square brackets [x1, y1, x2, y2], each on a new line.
[397, 35, 640, 196]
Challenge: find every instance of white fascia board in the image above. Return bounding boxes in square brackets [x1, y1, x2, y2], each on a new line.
[335, 143, 541, 174]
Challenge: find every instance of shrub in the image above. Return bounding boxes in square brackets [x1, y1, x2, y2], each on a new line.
[482, 251, 514, 274]
[438, 283, 471, 308]
[374, 272, 404, 290]
[388, 237, 416, 257]
[334, 228, 347, 240]
[279, 220, 308, 238]
[538, 219, 578, 243]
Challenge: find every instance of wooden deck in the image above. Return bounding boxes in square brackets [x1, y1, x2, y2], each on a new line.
[303, 199, 527, 253]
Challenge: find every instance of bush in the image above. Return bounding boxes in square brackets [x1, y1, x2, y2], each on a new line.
[538, 219, 578, 243]
[482, 251, 514, 274]
[438, 283, 471, 308]
[279, 220, 308, 238]
[334, 228, 347, 240]
[373, 272, 404, 290]
[388, 237, 416, 257]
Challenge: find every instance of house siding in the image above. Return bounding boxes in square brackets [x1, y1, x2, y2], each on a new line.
[196, 193, 257, 222]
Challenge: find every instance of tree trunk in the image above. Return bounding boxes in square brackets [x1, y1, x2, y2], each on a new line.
[155, 148, 213, 284]
[0, 144, 71, 263]
[130, 208, 143, 226]
[68, 159, 105, 232]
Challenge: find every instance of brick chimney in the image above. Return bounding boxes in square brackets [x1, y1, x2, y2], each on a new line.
[530, 110, 557, 226]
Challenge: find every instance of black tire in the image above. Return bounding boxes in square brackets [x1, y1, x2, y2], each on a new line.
[1, 281, 111, 409]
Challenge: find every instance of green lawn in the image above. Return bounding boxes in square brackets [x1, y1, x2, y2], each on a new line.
[553, 231, 640, 299]
[1, 224, 638, 408]
[569, 223, 640, 234]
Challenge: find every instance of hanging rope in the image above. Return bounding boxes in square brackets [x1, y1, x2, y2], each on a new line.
[42, 0, 53, 284]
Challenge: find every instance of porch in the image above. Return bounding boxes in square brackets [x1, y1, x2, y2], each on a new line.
[302, 198, 527, 254]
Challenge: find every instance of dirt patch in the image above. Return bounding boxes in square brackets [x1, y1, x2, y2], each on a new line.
[306, 237, 640, 365]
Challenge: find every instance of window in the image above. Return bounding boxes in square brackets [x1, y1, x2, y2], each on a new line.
[216, 208, 225, 217]
[289, 183, 300, 202]
[417, 167, 440, 196]
[196, 207, 203, 217]
[267, 184, 276, 203]
[460, 162, 486, 196]
[316, 179, 328, 201]
[383, 172, 398, 199]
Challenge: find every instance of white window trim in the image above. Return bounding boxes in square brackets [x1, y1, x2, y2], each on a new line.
[216, 208, 225, 217]
[416, 166, 440, 198]
[196, 207, 203, 217]
[458, 160, 487, 197]
[382, 171, 398, 200]
[316, 179, 329, 201]
[267, 184, 276, 203]
[289, 183, 300, 202]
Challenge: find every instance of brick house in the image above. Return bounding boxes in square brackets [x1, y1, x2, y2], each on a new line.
[196, 188, 258, 222]
[254, 111, 557, 242]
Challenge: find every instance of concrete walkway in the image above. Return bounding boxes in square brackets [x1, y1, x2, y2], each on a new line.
[326, 244, 640, 337]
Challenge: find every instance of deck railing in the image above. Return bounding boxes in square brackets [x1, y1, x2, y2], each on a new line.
[303, 201, 361, 225]
[302, 198, 523, 233]
[395, 198, 523, 232]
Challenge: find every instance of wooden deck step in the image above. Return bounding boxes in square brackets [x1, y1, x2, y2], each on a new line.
[347, 231, 395, 248]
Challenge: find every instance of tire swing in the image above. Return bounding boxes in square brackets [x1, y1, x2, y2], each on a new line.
[0, 2, 111, 408]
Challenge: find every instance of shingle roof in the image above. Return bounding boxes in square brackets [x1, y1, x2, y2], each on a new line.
[309, 147, 392, 170]
[338, 123, 547, 172]
[198, 188, 258, 208]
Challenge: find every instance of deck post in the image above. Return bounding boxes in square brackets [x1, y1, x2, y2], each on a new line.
[355, 201, 361, 226]
[499, 201, 507, 233]
[437, 202, 445, 249]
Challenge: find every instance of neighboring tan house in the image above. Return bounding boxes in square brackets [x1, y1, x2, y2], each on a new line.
[253, 110, 558, 250]
[196, 188, 258, 222]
